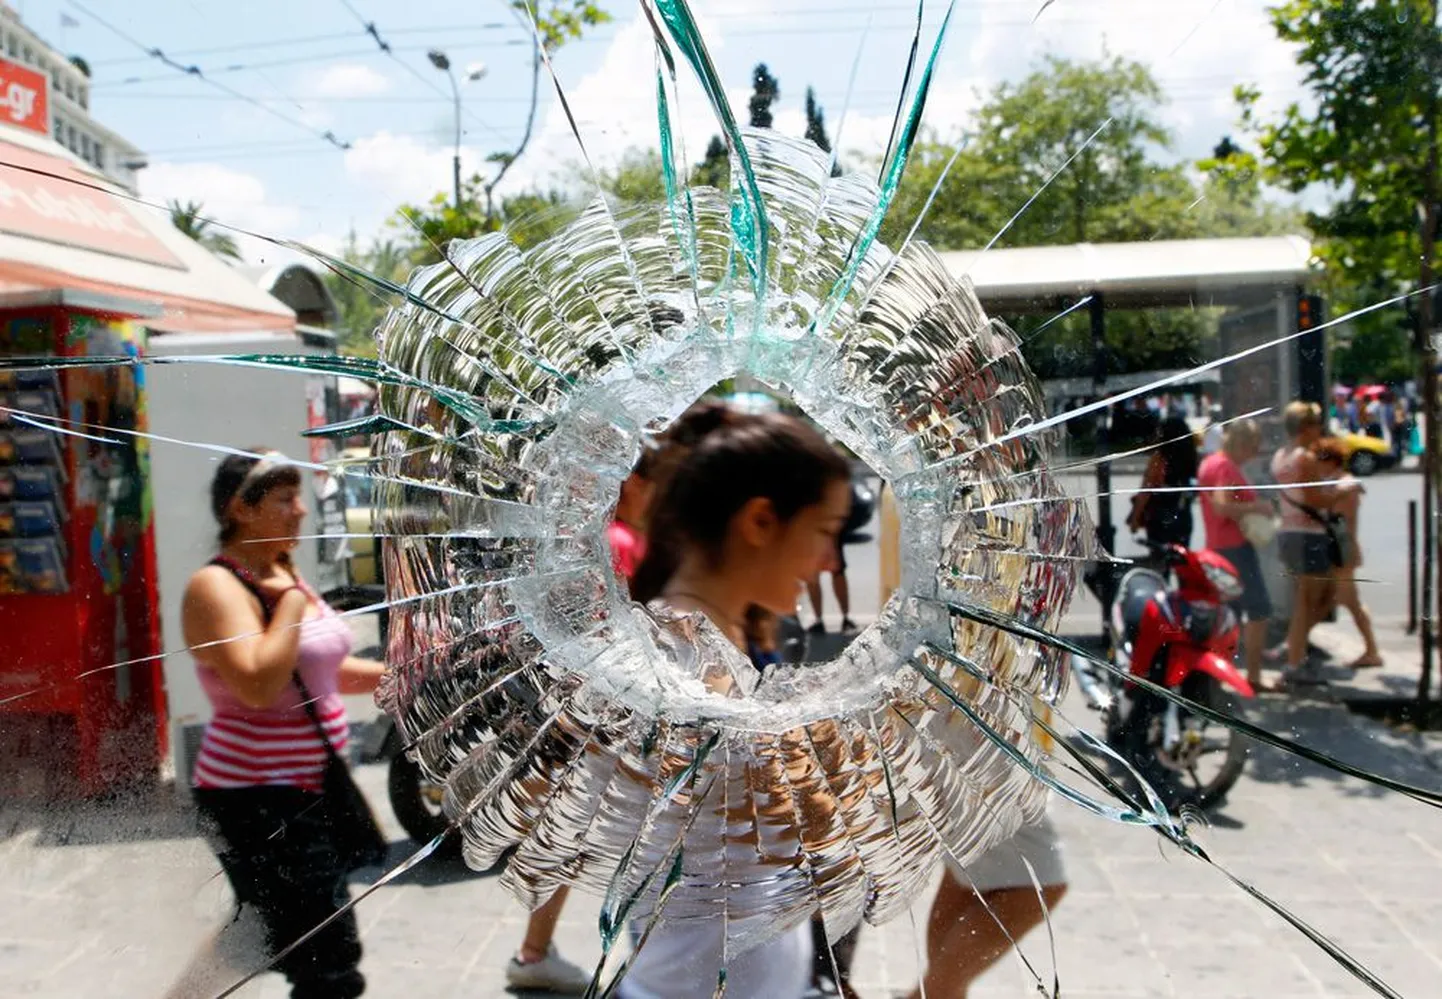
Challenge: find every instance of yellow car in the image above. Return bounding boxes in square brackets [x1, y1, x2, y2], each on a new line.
[1337, 432, 1396, 477]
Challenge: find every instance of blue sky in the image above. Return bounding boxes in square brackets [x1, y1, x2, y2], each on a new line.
[12, 0, 1306, 264]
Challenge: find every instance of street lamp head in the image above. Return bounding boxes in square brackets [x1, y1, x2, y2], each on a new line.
[427, 49, 451, 72]
[465, 61, 488, 82]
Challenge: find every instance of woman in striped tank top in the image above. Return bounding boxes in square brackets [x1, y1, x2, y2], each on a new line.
[170, 450, 384, 999]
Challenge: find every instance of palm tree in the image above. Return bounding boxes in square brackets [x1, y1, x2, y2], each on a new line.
[167, 199, 241, 261]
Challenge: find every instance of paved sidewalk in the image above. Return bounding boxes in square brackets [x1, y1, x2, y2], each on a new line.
[0, 681, 1438, 998]
[1306, 613, 1435, 705]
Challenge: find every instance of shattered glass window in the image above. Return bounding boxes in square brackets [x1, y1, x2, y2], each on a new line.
[0, 1, 1439, 997]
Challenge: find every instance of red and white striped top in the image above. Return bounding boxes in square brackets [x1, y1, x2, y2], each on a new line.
[192, 595, 353, 793]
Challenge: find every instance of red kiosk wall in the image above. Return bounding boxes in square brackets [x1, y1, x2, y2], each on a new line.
[0, 308, 167, 796]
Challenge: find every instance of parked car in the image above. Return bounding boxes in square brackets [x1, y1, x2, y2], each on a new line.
[1337, 432, 1396, 477]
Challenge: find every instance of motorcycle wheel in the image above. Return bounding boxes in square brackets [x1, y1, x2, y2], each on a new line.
[1176, 679, 1249, 809]
[387, 752, 458, 853]
[1121, 678, 1248, 811]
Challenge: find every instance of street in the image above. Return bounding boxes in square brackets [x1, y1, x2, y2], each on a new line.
[0, 468, 1439, 997]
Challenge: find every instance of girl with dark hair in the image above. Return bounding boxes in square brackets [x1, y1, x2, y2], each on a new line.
[1127, 415, 1199, 548]
[618, 406, 853, 999]
[167, 450, 385, 999]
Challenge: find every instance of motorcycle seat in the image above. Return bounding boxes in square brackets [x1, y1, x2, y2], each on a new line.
[1113, 567, 1168, 647]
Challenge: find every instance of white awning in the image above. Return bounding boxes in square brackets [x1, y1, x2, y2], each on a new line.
[0, 129, 295, 333]
[938, 236, 1316, 313]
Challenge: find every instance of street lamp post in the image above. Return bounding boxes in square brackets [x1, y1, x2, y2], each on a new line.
[427, 50, 488, 213]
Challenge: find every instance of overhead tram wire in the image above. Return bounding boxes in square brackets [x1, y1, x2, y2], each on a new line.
[87, 21, 515, 69]
[336, 0, 511, 144]
[64, 0, 352, 151]
[87, 2, 1256, 75]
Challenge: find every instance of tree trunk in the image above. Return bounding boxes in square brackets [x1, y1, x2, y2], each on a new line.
[1418, 0, 1440, 709]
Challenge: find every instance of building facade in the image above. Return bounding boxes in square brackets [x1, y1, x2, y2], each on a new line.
[0, 1, 145, 193]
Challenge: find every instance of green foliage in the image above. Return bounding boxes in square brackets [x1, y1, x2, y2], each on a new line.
[1239, 0, 1442, 382]
[748, 64, 780, 129]
[167, 199, 241, 261]
[694, 135, 729, 190]
[886, 56, 1200, 249]
[322, 231, 408, 357]
[592, 149, 669, 204]
[804, 88, 831, 154]
[881, 55, 1301, 377]
[520, 0, 612, 51]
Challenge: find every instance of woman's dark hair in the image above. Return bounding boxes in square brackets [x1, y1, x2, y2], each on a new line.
[210, 449, 303, 544]
[631, 405, 850, 604]
[1157, 416, 1199, 486]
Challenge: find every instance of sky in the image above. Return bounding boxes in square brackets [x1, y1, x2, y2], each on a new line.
[10, 0, 1308, 265]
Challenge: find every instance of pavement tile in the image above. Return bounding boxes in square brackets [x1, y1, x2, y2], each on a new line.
[1295, 943, 1442, 998]
[1148, 944, 1321, 996]
[1336, 861, 1442, 903]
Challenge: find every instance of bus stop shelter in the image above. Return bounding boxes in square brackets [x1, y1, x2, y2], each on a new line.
[936, 235, 1319, 553]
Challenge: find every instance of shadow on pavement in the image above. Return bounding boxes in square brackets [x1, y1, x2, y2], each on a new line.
[1241, 696, 1441, 800]
[0, 780, 200, 847]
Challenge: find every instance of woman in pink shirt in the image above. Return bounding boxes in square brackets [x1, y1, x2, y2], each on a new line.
[1197, 419, 1277, 690]
[171, 451, 385, 999]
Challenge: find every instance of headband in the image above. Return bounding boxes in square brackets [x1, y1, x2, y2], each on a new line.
[234, 450, 291, 499]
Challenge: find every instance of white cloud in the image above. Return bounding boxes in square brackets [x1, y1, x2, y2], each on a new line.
[138, 161, 304, 264]
[958, 0, 1302, 157]
[501, 17, 908, 194]
[498, 0, 1302, 200]
[342, 130, 486, 212]
[308, 63, 392, 99]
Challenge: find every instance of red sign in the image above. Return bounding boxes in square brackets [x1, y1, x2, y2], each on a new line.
[0, 58, 47, 136]
[0, 139, 184, 268]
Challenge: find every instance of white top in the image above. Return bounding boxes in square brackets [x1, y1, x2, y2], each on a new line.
[617, 914, 812, 999]
[1201, 423, 1223, 456]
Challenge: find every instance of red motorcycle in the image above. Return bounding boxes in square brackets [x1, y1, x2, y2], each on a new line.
[1074, 543, 1254, 809]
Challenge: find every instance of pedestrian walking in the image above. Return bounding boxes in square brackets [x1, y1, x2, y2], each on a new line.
[1311, 440, 1382, 668]
[1197, 419, 1278, 690]
[807, 493, 856, 634]
[1271, 402, 1340, 686]
[624, 405, 853, 999]
[167, 451, 387, 999]
[1127, 415, 1198, 549]
[877, 484, 1068, 999]
[1390, 397, 1410, 463]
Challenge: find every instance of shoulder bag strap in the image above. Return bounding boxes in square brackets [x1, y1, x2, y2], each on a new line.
[1280, 494, 1333, 527]
[290, 669, 342, 760]
[208, 556, 338, 757]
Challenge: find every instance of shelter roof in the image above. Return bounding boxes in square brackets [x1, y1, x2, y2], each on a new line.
[937, 235, 1315, 313]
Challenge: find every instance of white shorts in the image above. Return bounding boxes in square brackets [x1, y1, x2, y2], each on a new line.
[944, 815, 1067, 892]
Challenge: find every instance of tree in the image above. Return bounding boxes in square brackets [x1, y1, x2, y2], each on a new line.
[748, 64, 780, 129]
[882, 55, 1293, 377]
[473, 1, 611, 222]
[1238, 0, 1440, 386]
[167, 200, 241, 261]
[592, 149, 668, 204]
[1240, 0, 1442, 702]
[804, 87, 831, 154]
[322, 231, 408, 357]
[883, 56, 1208, 251]
[694, 135, 729, 190]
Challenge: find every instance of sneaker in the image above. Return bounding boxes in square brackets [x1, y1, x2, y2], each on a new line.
[505, 945, 590, 995]
[807, 621, 826, 635]
[840, 618, 857, 633]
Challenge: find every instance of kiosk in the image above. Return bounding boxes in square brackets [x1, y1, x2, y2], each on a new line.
[0, 128, 310, 795]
